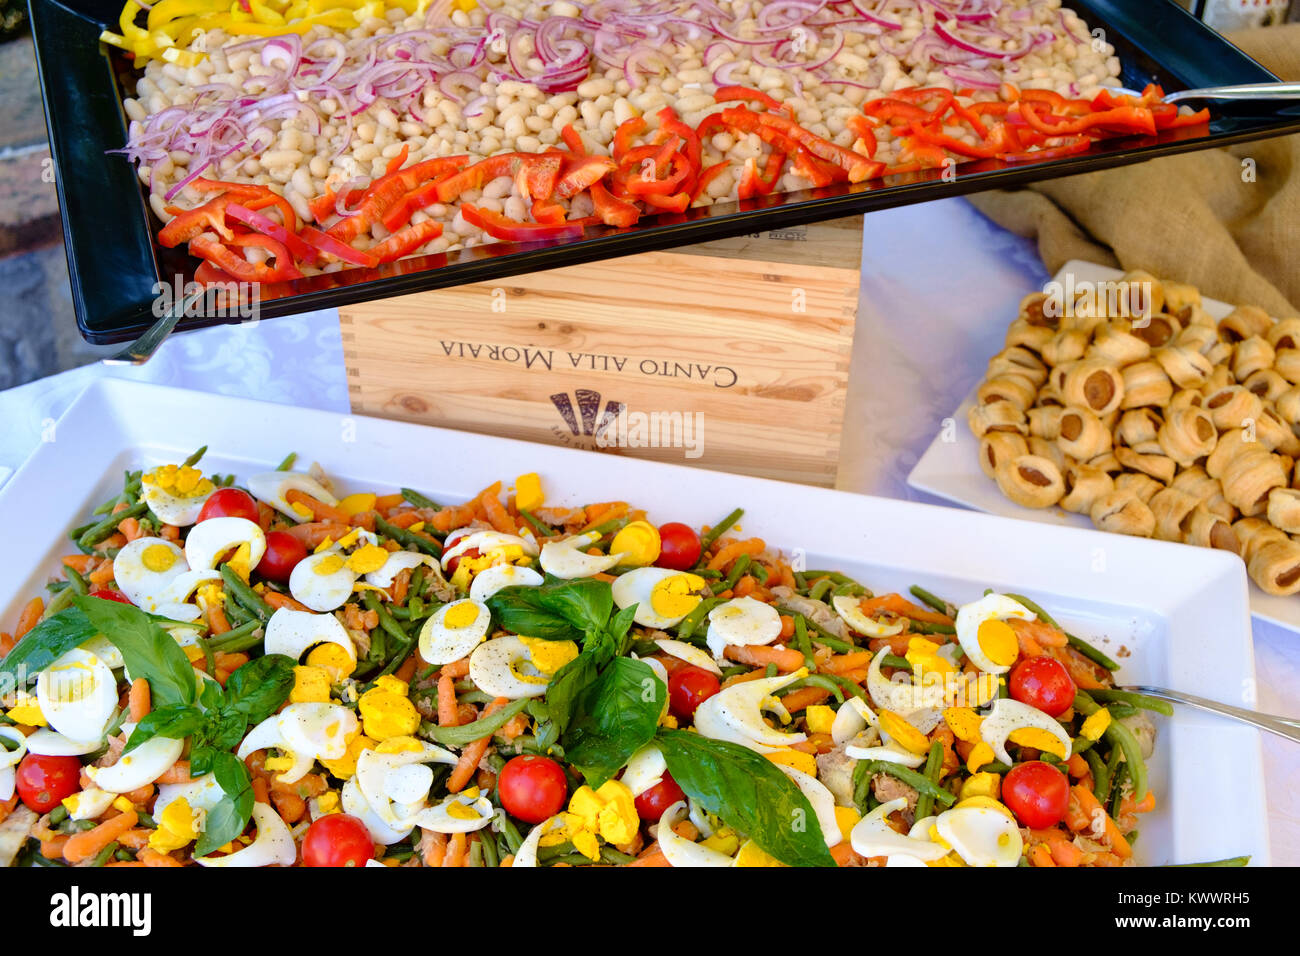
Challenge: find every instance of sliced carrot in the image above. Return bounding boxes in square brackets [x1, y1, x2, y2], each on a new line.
[88, 560, 117, 587]
[252, 777, 271, 805]
[1028, 844, 1056, 867]
[1066, 752, 1089, 778]
[14, 597, 44, 640]
[283, 521, 351, 548]
[285, 488, 350, 523]
[831, 841, 861, 866]
[118, 828, 152, 850]
[856, 593, 953, 625]
[480, 485, 516, 535]
[391, 567, 412, 605]
[374, 493, 405, 511]
[41, 835, 71, 859]
[62, 554, 97, 573]
[1065, 784, 1131, 859]
[448, 698, 507, 792]
[628, 843, 671, 867]
[778, 614, 795, 640]
[722, 643, 805, 672]
[1010, 616, 1069, 648]
[706, 538, 765, 572]
[122, 783, 155, 807]
[442, 831, 468, 867]
[429, 504, 478, 532]
[421, 829, 448, 867]
[208, 603, 231, 636]
[156, 761, 193, 785]
[441, 657, 471, 679]
[63, 810, 139, 864]
[780, 686, 832, 713]
[263, 590, 311, 613]
[139, 847, 184, 867]
[437, 673, 459, 727]
[118, 516, 144, 542]
[0, 632, 14, 659]
[128, 677, 152, 724]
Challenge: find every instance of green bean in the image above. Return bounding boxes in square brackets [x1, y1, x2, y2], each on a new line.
[138, 813, 156, 828]
[223, 590, 254, 626]
[481, 828, 500, 867]
[31, 852, 69, 867]
[424, 697, 530, 747]
[851, 757, 872, 813]
[458, 689, 496, 706]
[1109, 761, 1128, 819]
[907, 619, 956, 635]
[908, 585, 953, 616]
[980, 761, 1012, 774]
[600, 846, 637, 865]
[1084, 749, 1109, 802]
[832, 581, 868, 597]
[44, 586, 75, 618]
[697, 507, 743, 557]
[880, 654, 911, 671]
[584, 516, 627, 538]
[71, 819, 98, 832]
[914, 741, 945, 821]
[115, 848, 135, 862]
[400, 487, 440, 510]
[1104, 702, 1139, 719]
[816, 672, 871, 703]
[751, 563, 769, 586]
[48, 805, 69, 826]
[859, 760, 957, 808]
[1072, 735, 1097, 755]
[807, 577, 834, 602]
[1164, 856, 1251, 867]
[793, 615, 815, 669]
[220, 564, 272, 622]
[181, 445, 208, 468]
[1087, 688, 1174, 717]
[64, 564, 89, 596]
[46, 580, 70, 595]
[375, 515, 443, 558]
[722, 553, 751, 591]
[800, 674, 845, 703]
[193, 632, 217, 678]
[675, 597, 724, 642]
[78, 500, 148, 550]
[1076, 691, 1148, 802]
[518, 509, 554, 537]
[361, 592, 410, 665]
[792, 570, 808, 591]
[408, 565, 426, 600]
[90, 841, 121, 867]
[775, 607, 853, 651]
[764, 662, 777, 678]
[275, 452, 297, 471]
[500, 815, 524, 855]
[1002, 592, 1058, 627]
[207, 620, 262, 653]
[719, 664, 749, 680]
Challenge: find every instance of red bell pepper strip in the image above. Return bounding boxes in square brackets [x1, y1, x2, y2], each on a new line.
[190, 178, 297, 231]
[1016, 100, 1157, 138]
[159, 195, 236, 246]
[189, 234, 302, 283]
[713, 85, 791, 116]
[1156, 107, 1210, 129]
[656, 107, 703, 173]
[531, 198, 568, 224]
[368, 219, 444, 263]
[689, 160, 729, 204]
[297, 225, 379, 267]
[695, 113, 729, 142]
[612, 116, 648, 162]
[193, 259, 239, 285]
[999, 135, 1093, 163]
[225, 203, 319, 265]
[460, 204, 592, 242]
[554, 155, 617, 199]
[330, 155, 469, 241]
[560, 124, 587, 155]
[641, 191, 690, 212]
[589, 181, 640, 226]
[845, 115, 878, 158]
[738, 150, 785, 199]
[435, 153, 546, 204]
[723, 107, 876, 183]
[515, 153, 563, 201]
[384, 144, 410, 177]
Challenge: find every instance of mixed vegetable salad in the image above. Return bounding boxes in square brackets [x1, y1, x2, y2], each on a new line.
[0, 449, 1184, 867]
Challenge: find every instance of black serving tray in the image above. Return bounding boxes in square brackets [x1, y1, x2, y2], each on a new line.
[31, 0, 1300, 344]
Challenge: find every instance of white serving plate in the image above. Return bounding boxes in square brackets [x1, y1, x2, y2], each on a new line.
[909, 259, 1300, 635]
[0, 378, 1268, 866]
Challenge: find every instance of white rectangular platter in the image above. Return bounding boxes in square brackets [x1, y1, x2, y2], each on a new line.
[908, 259, 1300, 636]
[0, 377, 1269, 865]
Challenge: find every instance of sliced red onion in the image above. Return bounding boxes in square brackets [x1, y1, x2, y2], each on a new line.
[943, 64, 1001, 89]
[463, 95, 489, 117]
[934, 20, 1033, 58]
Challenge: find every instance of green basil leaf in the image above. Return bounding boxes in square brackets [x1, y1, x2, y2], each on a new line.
[487, 577, 615, 642]
[123, 705, 207, 754]
[540, 643, 602, 737]
[607, 603, 637, 654]
[0, 608, 96, 690]
[188, 744, 217, 778]
[562, 658, 664, 788]
[207, 711, 249, 753]
[538, 576, 613, 636]
[655, 729, 836, 867]
[198, 678, 225, 713]
[73, 595, 196, 709]
[196, 751, 254, 857]
[222, 653, 296, 724]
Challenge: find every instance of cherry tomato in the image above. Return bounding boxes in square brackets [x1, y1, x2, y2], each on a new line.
[301, 813, 375, 867]
[633, 772, 686, 822]
[1002, 761, 1070, 829]
[654, 522, 702, 571]
[196, 488, 260, 524]
[257, 530, 308, 582]
[668, 666, 721, 722]
[1008, 655, 1076, 717]
[87, 589, 132, 604]
[15, 754, 83, 814]
[498, 755, 568, 824]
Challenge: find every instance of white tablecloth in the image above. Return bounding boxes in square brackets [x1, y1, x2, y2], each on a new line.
[1, 197, 1295, 863]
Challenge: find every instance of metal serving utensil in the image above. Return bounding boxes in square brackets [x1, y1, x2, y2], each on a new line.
[1113, 80, 1300, 104]
[102, 285, 224, 365]
[1119, 685, 1300, 744]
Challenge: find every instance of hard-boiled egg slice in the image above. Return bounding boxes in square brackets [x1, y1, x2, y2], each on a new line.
[441, 531, 538, 570]
[0, 726, 27, 769]
[705, 596, 783, 660]
[979, 697, 1072, 765]
[955, 594, 1035, 675]
[539, 532, 624, 579]
[63, 787, 118, 822]
[342, 775, 413, 845]
[153, 569, 223, 623]
[289, 551, 358, 612]
[613, 568, 707, 629]
[86, 722, 185, 794]
[279, 702, 359, 762]
[468, 636, 551, 699]
[195, 802, 297, 868]
[112, 537, 189, 613]
[78, 634, 125, 671]
[264, 608, 357, 667]
[777, 765, 841, 848]
[246, 472, 339, 523]
[154, 774, 226, 825]
[844, 741, 927, 769]
[657, 801, 735, 867]
[418, 599, 492, 666]
[620, 744, 667, 797]
[469, 564, 544, 602]
[866, 645, 948, 713]
[23, 728, 101, 757]
[653, 638, 722, 676]
[36, 648, 117, 744]
[692, 670, 808, 752]
[365, 551, 435, 590]
[415, 792, 496, 834]
[831, 697, 878, 745]
[383, 763, 435, 805]
[355, 742, 458, 828]
[511, 814, 565, 867]
[236, 714, 315, 785]
[832, 594, 906, 637]
[849, 797, 949, 863]
[184, 517, 267, 576]
[935, 805, 1023, 867]
[142, 479, 215, 527]
[0, 766, 11, 801]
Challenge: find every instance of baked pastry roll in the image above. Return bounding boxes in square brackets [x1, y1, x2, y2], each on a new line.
[1005, 318, 1056, 353]
[1171, 466, 1235, 522]
[1115, 446, 1176, 484]
[1162, 281, 1202, 317]
[1274, 387, 1300, 427]
[1273, 348, 1300, 386]
[1183, 504, 1240, 553]
[1028, 406, 1064, 440]
[978, 432, 1029, 480]
[1205, 427, 1252, 480]
[994, 454, 1066, 509]
[1018, 292, 1059, 329]
[1131, 312, 1180, 349]
[1117, 408, 1163, 452]
[968, 400, 1028, 439]
[1149, 486, 1200, 542]
[977, 375, 1038, 411]
[1060, 463, 1114, 515]
[1204, 341, 1235, 368]
[1087, 451, 1122, 474]
[1028, 436, 1069, 472]
[1220, 450, 1287, 517]
[1242, 368, 1290, 403]
[1233, 517, 1286, 564]
[1175, 323, 1218, 355]
[1114, 471, 1165, 503]
[1056, 406, 1111, 461]
[1266, 487, 1300, 534]
[1090, 490, 1156, 537]
[1154, 345, 1213, 389]
[1157, 406, 1217, 466]
[1168, 388, 1204, 412]
[1202, 385, 1262, 432]
[1266, 317, 1300, 351]
[1248, 538, 1300, 596]
[1041, 329, 1090, 368]
[1062, 360, 1125, 416]
[1120, 361, 1173, 409]
[1218, 304, 1273, 344]
[1089, 322, 1151, 366]
[1120, 270, 1165, 319]
[1232, 336, 1275, 382]
[987, 346, 1048, 389]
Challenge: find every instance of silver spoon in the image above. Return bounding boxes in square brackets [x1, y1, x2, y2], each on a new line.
[1112, 80, 1300, 104]
[102, 284, 219, 365]
[1120, 685, 1300, 744]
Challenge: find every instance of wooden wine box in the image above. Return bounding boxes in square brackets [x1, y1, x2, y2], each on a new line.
[339, 216, 862, 486]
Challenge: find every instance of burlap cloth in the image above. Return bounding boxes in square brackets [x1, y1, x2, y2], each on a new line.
[966, 24, 1300, 316]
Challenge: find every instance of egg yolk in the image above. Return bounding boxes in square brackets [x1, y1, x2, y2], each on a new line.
[514, 473, 544, 513]
[976, 618, 1019, 667]
[520, 637, 578, 675]
[358, 677, 420, 740]
[905, 636, 955, 677]
[346, 544, 390, 575]
[142, 543, 179, 573]
[338, 493, 377, 517]
[305, 642, 355, 680]
[314, 554, 346, 576]
[1007, 727, 1068, 759]
[446, 799, 485, 821]
[943, 706, 984, 743]
[144, 464, 214, 499]
[610, 521, 661, 567]
[443, 602, 481, 629]
[878, 709, 931, 755]
[649, 573, 706, 618]
[149, 796, 200, 853]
